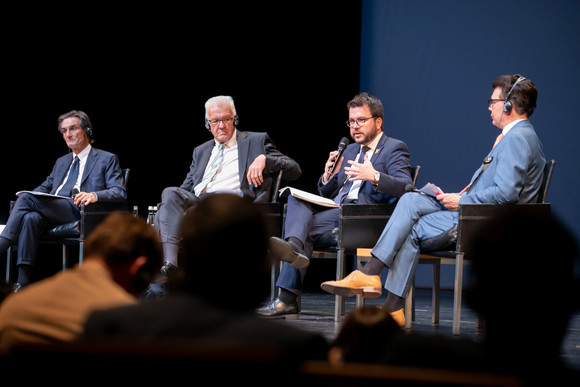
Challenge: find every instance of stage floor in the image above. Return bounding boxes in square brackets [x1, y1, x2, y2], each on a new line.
[274, 288, 580, 372]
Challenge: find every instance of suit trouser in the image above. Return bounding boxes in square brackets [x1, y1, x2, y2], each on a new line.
[155, 187, 201, 246]
[276, 195, 340, 295]
[0, 193, 79, 267]
[371, 192, 458, 297]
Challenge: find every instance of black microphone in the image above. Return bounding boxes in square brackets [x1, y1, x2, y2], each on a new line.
[71, 188, 79, 198]
[328, 137, 350, 175]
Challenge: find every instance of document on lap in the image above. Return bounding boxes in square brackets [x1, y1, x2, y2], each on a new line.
[279, 187, 340, 208]
[414, 183, 444, 198]
[16, 190, 70, 199]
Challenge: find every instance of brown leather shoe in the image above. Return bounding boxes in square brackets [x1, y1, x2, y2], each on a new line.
[320, 270, 382, 298]
[389, 308, 405, 327]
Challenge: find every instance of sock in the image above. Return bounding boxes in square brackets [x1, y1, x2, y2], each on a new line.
[360, 256, 386, 276]
[383, 292, 405, 312]
[278, 287, 298, 305]
[287, 237, 304, 252]
[17, 264, 32, 286]
[0, 237, 11, 255]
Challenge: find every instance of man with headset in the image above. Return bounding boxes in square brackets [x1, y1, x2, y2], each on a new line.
[145, 95, 301, 298]
[321, 74, 546, 327]
[0, 110, 127, 291]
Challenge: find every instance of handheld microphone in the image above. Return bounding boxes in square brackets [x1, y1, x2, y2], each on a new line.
[71, 188, 79, 198]
[328, 137, 350, 175]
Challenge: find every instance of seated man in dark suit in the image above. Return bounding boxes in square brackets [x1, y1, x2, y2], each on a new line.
[81, 194, 328, 366]
[146, 95, 301, 298]
[260, 92, 413, 318]
[0, 110, 127, 291]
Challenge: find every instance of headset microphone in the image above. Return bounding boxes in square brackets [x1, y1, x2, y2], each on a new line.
[503, 76, 526, 114]
[328, 137, 350, 175]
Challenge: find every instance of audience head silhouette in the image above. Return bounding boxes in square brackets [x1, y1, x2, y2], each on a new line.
[466, 207, 580, 368]
[179, 193, 271, 310]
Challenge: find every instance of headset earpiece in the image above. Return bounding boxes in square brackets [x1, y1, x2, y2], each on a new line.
[503, 76, 526, 114]
[233, 115, 239, 127]
[205, 119, 210, 130]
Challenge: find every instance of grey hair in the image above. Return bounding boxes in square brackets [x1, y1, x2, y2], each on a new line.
[205, 95, 237, 118]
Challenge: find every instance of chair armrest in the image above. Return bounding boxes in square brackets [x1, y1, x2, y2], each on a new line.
[457, 203, 551, 256]
[80, 200, 129, 238]
[339, 203, 397, 252]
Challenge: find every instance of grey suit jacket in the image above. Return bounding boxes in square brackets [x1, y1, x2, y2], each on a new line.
[180, 131, 301, 203]
[34, 147, 126, 202]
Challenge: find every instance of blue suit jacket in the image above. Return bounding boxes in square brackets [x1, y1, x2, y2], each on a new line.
[318, 133, 412, 204]
[180, 131, 301, 203]
[461, 120, 545, 205]
[34, 147, 127, 203]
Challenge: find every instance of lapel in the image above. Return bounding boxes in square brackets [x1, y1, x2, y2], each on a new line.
[81, 147, 98, 186]
[54, 153, 74, 189]
[236, 131, 249, 184]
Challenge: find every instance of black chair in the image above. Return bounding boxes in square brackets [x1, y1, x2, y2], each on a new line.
[5, 168, 130, 282]
[272, 166, 421, 321]
[356, 159, 555, 334]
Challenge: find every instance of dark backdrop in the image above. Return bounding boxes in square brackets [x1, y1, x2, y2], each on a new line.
[1, 3, 361, 224]
[360, 0, 580, 285]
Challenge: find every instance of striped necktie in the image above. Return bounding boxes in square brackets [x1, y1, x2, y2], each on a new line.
[194, 143, 224, 196]
[334, 146, 370, 204]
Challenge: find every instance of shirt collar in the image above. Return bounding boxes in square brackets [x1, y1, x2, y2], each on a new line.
[502, 119, 527, 136]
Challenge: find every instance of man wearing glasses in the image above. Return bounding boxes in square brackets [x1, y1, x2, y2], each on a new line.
[146, 95, 301, 298]
[260, 92, 413, 317]
[321, 75, 545, 327]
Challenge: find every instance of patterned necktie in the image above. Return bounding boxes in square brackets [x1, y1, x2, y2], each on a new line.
[459, 133, 504, 194]
[334, 146, 370, 204]
[194, 143, 224, 196]
[57, 156, 79, 197]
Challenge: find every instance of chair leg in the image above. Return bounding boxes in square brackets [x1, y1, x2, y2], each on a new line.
[452, 253, 464, 335]
[62, 244, 68, 272]
[404, 285, 413, 329]
[334, 248, 345, 322]
[6, 246, 13, 283]
[432, 262, 440, 324]
[79, 241, 84, 266]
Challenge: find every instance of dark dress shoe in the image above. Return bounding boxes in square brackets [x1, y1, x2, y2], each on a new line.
[160, 261, 177, 276]
[268, 237, 310, 269]
[141, 282, 167, 300]
[257, 298, 300, 319]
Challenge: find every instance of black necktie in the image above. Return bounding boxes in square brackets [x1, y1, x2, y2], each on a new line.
[334, 146, 370, 204]
[58, 156, 79, 197]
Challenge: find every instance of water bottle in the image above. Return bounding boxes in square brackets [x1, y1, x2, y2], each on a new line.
[146, 206, 154, 225]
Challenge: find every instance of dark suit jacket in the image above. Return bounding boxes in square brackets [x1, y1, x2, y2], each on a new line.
[180, 131, 301, 203]
[34, 147, 126, 202]
[318, 134, 412, 204]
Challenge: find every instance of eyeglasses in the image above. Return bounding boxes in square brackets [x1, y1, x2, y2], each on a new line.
[207, 117, 235, 126]
[346, 116, 376, 128]
[488, 99, 504, 107]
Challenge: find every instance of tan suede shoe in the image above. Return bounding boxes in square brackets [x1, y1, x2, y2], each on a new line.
[389, 308, 405, 328]
[320, 270, 382, 298]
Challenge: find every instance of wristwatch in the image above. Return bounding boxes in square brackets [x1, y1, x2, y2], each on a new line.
[372, 171, 380, 186]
